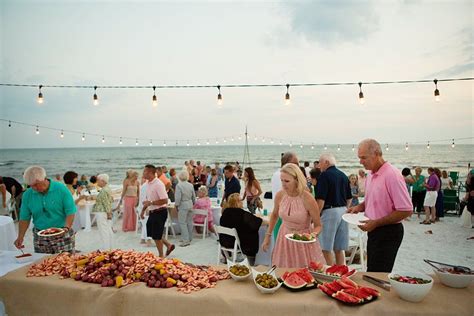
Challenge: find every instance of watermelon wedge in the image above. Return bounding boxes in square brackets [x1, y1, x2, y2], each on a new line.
[283, 273, 307, 289]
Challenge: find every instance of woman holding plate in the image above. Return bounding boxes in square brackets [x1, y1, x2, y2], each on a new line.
[262, 163, 325, 268]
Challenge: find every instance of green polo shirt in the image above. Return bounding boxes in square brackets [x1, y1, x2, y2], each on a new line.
[20, 180, 76, 230]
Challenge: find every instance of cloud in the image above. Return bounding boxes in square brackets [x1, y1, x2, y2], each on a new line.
[283, 1, 379, 46]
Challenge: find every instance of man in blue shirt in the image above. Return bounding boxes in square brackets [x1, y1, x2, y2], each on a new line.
[315, 154, 352, 266]
[221, 165, 241, 206]
[14, 166, 76, 254]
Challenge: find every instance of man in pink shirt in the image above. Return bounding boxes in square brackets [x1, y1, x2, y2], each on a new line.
[348, 139, 412, 272]
[140, 164, 175, 258]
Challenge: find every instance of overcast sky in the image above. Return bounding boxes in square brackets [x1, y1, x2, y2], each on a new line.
[0, 0, 472, 148]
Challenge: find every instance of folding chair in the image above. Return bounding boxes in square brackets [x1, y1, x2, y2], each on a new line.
[192, 209, 208, 239]
[164, 208, 176, 239]
[214, 225, 242, 264]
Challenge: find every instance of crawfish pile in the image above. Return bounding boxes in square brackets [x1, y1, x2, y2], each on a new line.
[27, 250, 230, 294]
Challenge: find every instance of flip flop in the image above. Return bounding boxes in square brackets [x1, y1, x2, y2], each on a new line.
[166, 244, 175, 257]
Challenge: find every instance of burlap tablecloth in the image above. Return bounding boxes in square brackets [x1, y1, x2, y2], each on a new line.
[0, 263, 473, 316]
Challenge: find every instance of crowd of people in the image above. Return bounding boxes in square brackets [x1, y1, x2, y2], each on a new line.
[3, 138, 473, 274]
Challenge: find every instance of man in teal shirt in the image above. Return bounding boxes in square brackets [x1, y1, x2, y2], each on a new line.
[14, 166, 77, 254]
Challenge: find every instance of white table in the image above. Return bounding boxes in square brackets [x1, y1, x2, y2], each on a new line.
[0, 216, 16, 251]
[75, 198, 121, 232]
[0, 250, 47, 316]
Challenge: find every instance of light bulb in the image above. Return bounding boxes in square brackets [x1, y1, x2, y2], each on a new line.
[37, 85, 44, 104]
[119, 138, 123, 145]
[434, 79, 440, 102]
[82, 134, 85, 141]
[149, 140, 153, 146]
[405, 143, 409, 151]
[451, 139, 455, 148]
[93, 86, 99, 106]
[284, 84, 290, 105]
[60, 130, 64, 138]
[352, 145, 355, 151]
[102, 136, 105, 143]
[217, 85, 223, 107]
[35, 126, 39, 134]
[337, 145, 341, 151]
[152, 86, 158, 107]
[135, 139, 139, 146]
[163, 141, 167, 147]
[324, 145, 327, 150]
[385, 144, 389, 151]
[358, 82, 365, 105]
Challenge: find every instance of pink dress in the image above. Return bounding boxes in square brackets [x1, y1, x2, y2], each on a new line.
[272, 194, 326, 268]
[122, 185, 138, 232]
[193, 197, 213, 230]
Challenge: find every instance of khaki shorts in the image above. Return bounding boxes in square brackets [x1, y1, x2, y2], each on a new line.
[423, 191, 438, 207]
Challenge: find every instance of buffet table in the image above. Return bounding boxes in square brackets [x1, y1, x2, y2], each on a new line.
[0, 262, 472, 316]
[0, 216, 16, 251]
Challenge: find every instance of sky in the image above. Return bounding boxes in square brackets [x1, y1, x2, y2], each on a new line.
[0, 0, 473, 148]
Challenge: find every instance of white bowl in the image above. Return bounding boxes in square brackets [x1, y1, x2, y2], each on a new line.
[227, 258, 251, 281]
[433, 269, 474, 288]
[251, 268, 282, 294]
[15, 253, 34, 264]
[388, 272, 433, 303]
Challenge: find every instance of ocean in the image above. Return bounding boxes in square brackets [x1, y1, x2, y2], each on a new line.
[0, 144, 472, 191]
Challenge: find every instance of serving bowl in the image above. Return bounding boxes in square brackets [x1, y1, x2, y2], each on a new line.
[433, 269, 474, 288]
[388, 272, 433, 303]
[251, 268, 282, 294]
[227, 258, 251, 281]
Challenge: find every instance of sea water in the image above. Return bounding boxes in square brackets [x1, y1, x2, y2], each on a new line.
[0, 144, 472, 191]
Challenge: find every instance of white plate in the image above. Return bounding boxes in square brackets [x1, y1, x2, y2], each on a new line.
[342, 213, 369, 226]
[227, 258, 251, 281]
[37, 228, 65, 237]
[284, 233, 317, 244]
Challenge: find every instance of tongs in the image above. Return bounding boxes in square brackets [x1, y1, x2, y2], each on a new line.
[362, 275, 391, 291]
[423, 259, 473, 274]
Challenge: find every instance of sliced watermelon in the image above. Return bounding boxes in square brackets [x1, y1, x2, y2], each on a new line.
[340, 277, 358, 288]
[281, 271, 290, 281]
[309, 261, 324, 272]
[318, 284, 335, 296]
[359, 286, 381, 297]
[325, 281, 343, 293]
[333, 291, 363, 304]
[283, 273, 307, 289]
[343, 288, 372, 301]
[295, 268, 315, 284]
[335, 279, 357, 289]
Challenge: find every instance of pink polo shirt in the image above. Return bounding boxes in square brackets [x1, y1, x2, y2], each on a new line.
[145, 178, 168, 210]
[364, 162, 413, 220]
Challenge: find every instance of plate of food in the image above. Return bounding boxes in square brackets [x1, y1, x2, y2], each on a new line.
[318, 277, 381, 305]
[285, 233, 317, 243]
[342, 213, 369, 226]
[279, 268, 321, 292]
[308, 261, 357, 281]
[37, 227, 65, 237]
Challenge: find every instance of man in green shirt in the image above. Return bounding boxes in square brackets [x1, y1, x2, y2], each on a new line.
[14, 166, 77, 254]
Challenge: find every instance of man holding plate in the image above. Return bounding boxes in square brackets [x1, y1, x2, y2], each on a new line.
[348, 139, 412, 272]
[14, 166, 76, 254]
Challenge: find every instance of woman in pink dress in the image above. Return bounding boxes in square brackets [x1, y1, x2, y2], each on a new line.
[193, 186, 217, 235]
[262, 163, 326, 268]
[119, 169, 140, 232]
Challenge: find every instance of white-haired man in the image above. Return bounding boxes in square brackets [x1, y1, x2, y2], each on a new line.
[315, 153, 352, 266]
[14, 166, 77, 253]
[348, 139, 412, 272]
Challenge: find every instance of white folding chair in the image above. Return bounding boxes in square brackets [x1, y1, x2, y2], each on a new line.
[214, 225, 242, 264]
[192, 209, 208, 240]
[164, 208, 176, 239]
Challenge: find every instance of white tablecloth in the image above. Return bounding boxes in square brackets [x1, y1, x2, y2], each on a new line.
[0, 216, 16, 251]
[0, 250, 47, 316]
[74, 198, 121, 232]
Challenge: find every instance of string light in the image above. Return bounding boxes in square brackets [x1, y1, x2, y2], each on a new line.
[217, 85, 223, 107]
[352, 144, 355, 151]
[289, 142, 293, 147]
[60, 130, 64, 138]
[197, 140, 201, 146]
[434, 79, 440, 102]
[324, 144, 327, 150]
[119, 137, 123, 145]
[358, 82, 365, 104]
[206, 139, 210, 145]
[149, 140, 153, 146]
[405, 142, 409, 151]
[82, 133, 85, 141]
[271, 139, 274, 144]
[451, 139, 455, 148]
[262, 137, 265, 143]
[35, 126, 40, 134]
[93, 86, 99, 106]
[152, 86, 158, 107]
[135, 139, 139, 146]
[224, 138, 227, 143]
[385, 144, 389, 151]
[238, 136, 242, 140]
[284, 84, 290, 106]
[186, 141, 190, 147]
[102, 136, 105, 143]
[231, 137, 234, 142]
[427, 141, 430, 149]
[37, 85, 44, 104]
[8, 120, 11, 127]
[163, 141, 167, 147]
[337, 144, 341, 151]
[215, 139, 219, 144]
[300, 144, 303, 149]
[254, 136, 258, 141]
[279, 141, 283, 146]
[311, 144, 314, 150]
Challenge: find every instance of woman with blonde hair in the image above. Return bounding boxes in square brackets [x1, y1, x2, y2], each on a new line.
[262, 163, 325, 268]
[219, 193, 262, 266]
[120, 169, 140, 232]
[92, 174, 114, 249]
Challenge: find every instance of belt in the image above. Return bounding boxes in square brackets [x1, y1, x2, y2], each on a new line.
[149, 207, 167, 214]
[322, 205, 346, 210]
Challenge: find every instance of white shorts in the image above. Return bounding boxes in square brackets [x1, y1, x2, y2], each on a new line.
[423, 191, 438, 207]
